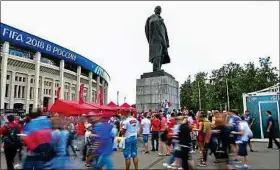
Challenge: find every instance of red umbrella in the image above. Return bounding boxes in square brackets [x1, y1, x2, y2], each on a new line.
[49, 100, 99, 116]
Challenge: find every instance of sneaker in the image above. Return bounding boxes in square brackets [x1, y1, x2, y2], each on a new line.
[158, 153, 164, 156]
[166, 165, 172, 169]
[163, 163, 169, 167]
[144, 150, 150, 154]
[85, 163, 91, 167]
[198, 163, 207, 167]
[178, 167, 183, 170]
[190, 150, 195, 154]
[14, 164, 21, 169]
[171, 162, 176, 166]
[235, 164, 248, 169]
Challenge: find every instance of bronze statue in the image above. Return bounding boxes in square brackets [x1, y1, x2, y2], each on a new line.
[145, 6, 170, 72]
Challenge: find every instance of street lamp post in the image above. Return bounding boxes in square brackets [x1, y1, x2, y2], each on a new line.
[198, 81, 202, 111]
[226, 78, 230, 111]
[117, 91, 119, 106]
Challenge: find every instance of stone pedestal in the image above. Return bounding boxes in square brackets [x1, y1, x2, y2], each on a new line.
[136, 70, 180, 112]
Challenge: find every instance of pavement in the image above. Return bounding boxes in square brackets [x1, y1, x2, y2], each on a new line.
[1, 141, 279, 169]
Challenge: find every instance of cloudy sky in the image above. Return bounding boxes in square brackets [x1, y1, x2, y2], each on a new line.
[1, 1, 279, 105]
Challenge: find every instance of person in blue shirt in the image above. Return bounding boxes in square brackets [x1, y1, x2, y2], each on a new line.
[266, 110, 280, 150]
[227, 111, 241, 161]
[244, 110, 254, 152]
[94, 114, 115, 169]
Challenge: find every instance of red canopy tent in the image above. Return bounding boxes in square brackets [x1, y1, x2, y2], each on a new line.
[107, 101, 118, 107]
[87, 102, 116, 113]
[120, 102, 131, 108]
[49, 100, 99, 116]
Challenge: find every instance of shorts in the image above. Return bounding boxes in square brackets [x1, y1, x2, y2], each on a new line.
[181, 147, 192, 160]
[143, 134, 149, 144]
[230, 137, 237, 145]
[174, 150, 181, 158]
[123, 136, 138, 160]
[160, 131, 167, 142]
[238, 141, 248, 157]
[248, 138, 251, 144]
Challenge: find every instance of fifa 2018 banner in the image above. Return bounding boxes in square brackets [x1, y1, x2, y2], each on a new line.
[0, 23, 109, 82]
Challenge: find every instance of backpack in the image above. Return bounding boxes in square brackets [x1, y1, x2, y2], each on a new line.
[2, 124, 22, 148]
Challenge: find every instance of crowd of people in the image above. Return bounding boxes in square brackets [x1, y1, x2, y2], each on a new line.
[0, 108, 279, 170]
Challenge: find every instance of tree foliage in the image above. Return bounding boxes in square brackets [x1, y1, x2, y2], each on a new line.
[180, 57, 279, 112]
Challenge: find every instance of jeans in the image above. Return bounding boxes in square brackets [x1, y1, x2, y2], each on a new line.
[151, 131, 159, 150]
[96, 155, 113, 169]
[22, 155, 48, 170]
[168, 151, 175, 165]
[67, 141, 77, 156]
[4, 146, 17, 170]
[191, 140, 196, 151]
[268, 131, 280, 148]
[77, 136, 84, 150]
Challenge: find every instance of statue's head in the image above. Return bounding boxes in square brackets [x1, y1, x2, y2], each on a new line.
[154, 6, 161, 15]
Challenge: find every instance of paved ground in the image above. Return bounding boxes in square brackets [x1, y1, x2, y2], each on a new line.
[1, 141, 279, 169]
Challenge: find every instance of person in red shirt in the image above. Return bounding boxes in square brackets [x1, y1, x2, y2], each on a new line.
[76, 119, 86, 151]
[166, 113, 176, 155]
[151, 114, 161, 151]
[0, 115, 22, 170]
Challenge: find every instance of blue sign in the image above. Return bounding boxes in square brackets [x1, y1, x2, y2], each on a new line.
[0, 23, 110, 82]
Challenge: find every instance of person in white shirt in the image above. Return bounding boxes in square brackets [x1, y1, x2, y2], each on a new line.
[166, 112, 171, 121]
[231, 116, 253, 169]
[122, 111, 139, 170]
[141, 112, 151, 154]
[84, 123, 93, 167]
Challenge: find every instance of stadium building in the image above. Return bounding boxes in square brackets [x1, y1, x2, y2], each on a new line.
[0, 23, 110, 113]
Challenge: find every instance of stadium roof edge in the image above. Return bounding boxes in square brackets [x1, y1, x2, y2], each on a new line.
[0, 22, 110, 82]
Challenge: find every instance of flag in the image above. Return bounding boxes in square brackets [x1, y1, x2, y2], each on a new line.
[57, 87, 61, 100]
[99, 88, 104, 105]
[79, 83, 85, 104]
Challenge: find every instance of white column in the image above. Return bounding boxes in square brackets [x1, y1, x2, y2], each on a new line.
[88, 72, 93, 102]
[96, 76, 100, 103]
[9, 71, 15, 109]
[69, 84, 73, 100]
[51, 79, 56, 104]
[26, 75, 31, 113]
[0, 42, 9, 110]
[15, 85, 19, 99]
[59, 60, 65, 100]
[33, 52, 41, 110]
[40, 76, 44, 108]
[76, 66, 81, 101]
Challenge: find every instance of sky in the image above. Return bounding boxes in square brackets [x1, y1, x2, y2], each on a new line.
[1, 1, 279, 105]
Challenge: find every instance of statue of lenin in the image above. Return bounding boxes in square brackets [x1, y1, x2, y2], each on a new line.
[145, 6, 170, 72]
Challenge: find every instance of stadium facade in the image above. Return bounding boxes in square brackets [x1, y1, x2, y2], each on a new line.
[0, 23, 110, 113]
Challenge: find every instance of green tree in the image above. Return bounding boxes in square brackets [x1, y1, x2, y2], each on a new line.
[180, 56, 279, 112]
